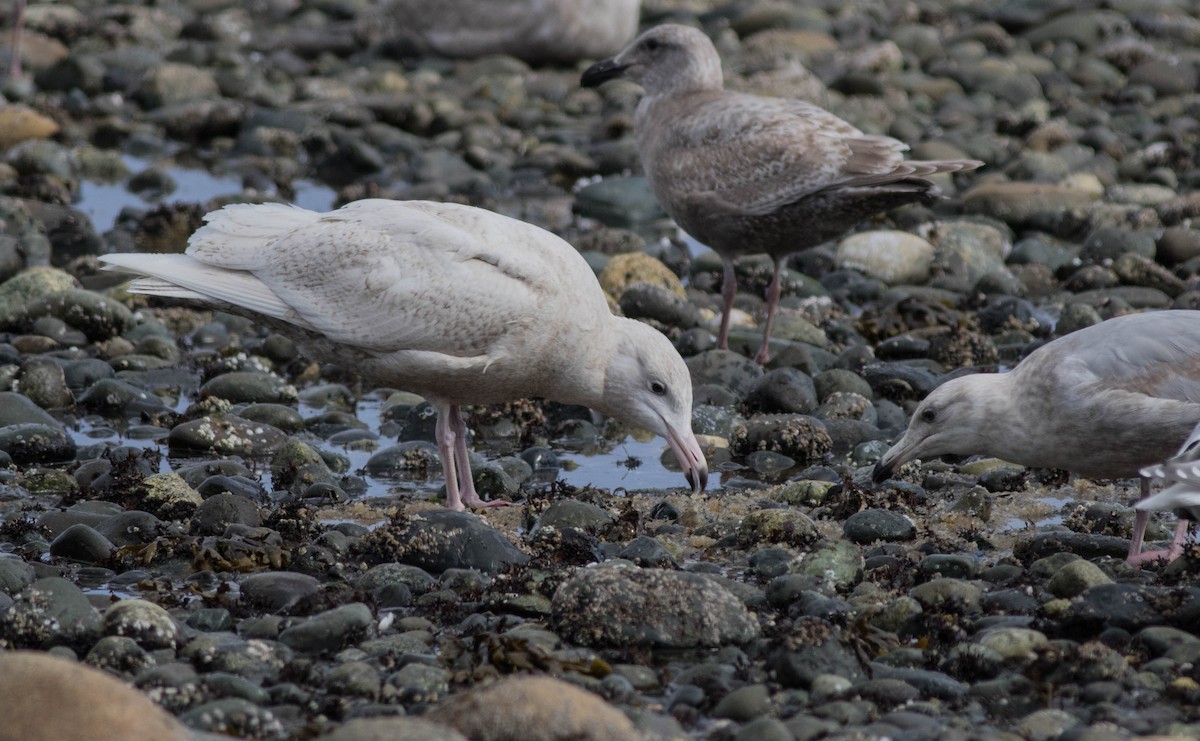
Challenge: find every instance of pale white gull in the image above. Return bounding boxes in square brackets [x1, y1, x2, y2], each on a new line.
[872, 310, 1200, 565]
[101, 199, 708, 511]
[1134, 421, 1200, 563]
[581, 24, 982, 363]
[370, 0, 640, 65]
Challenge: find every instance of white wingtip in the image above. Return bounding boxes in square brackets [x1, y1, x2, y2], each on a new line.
[1136, 483, 1200, 512]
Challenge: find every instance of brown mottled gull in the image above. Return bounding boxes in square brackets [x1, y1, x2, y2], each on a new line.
[372, 0, 640, 65]
[1134, 421, 1200, 563]
[101, 199, 707, 511]
[872, 310, 1200, 565]
[581, 24, 983, 363]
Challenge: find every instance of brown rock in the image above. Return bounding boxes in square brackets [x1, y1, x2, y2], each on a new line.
[317, 717, 466, 741]
[427, 676, 641, 741]
[0, 106, 60, 151]
[0, 650, 192, 741]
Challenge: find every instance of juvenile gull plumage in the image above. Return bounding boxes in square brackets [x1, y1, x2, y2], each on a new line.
[872, 310, 1200, 564]
[372, 0, 640, 65]
[582, 24, 982, 363]
[1134, 421, 1200, 563]
[101, 199, 708, 511]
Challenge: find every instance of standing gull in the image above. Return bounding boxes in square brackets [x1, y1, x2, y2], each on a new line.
[370, 0, 640, 65]
[871, 310, 1200, 565]
[582, 24, 982, 363]
[1133, 421, 1200, 563]
[101, 199, 708, 511]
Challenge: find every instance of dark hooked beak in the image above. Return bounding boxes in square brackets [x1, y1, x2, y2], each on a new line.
[871, 459, 894, 484]
[581, 58, 630, 87]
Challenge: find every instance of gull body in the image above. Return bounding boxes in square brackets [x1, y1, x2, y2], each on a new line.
[102, 199, 707, 510]
[374, 0, 640, 65]
[582, 24, 982, 362]
[873, 310, 1200, 564]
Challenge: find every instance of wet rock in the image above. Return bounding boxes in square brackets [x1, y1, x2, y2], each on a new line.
[687, 349, 763, 397]
[16, 359, 73, 409]
[737, 509, 821, 548]
[598, 251, 685, 300]
[742, 367, 818, 414]
[12, 289, 133, 340]
[429, 675, 637, 741]
[200, 371, 299, 405]
[0, 423, 75, 463]
[1, 576, 103, 649]
[358, 510, 529, 574]
[843, 508, 914, 543]
[552, 565, 758, 648]
[279, 603, 373, 653]
[769, 617, 865, 689]
[102, 599, 181, 650]
[317, 717, 465, 741]
[168, 415, 288, 456]
[531, 500, 616, 536]
[49, 524, 115, 563]
[180, 697, 284, 738]
[0, 390, 61, 426]
[192, 493, 262, 535]
[241, 572, 320, 613]
[618, 282, 702, 329]
[574, 176, 667, 228]
[731, 414, 832, 462]
[1046, 559, 1112, 598]
[836, 230, 934, 284]
[134, 63, 221, 108]
[0, 268, 76, 324]
[77, 378, 169, 416]
[139, 472, 203, 519]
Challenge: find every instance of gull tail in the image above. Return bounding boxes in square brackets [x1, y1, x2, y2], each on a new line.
[100, 253, 297, 323]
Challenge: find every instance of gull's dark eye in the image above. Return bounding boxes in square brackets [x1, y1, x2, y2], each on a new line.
[920, 408, 936, 423]
[650, 381, 667, 395]
[644, 38, 661, 52]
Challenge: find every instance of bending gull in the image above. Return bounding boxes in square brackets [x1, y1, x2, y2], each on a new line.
[581, 24, 982, 363]
[370, 0, 640, 65]
[101, 199, 708, 511]
[872, 310, 1200, 565]
[1134, 421, 1200, 563]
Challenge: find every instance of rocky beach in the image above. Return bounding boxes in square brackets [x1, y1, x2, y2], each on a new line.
[2, 0, 1200, 739]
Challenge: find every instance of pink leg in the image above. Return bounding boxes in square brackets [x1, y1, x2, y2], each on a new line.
[9, 0, 24, 78]
[1127, 478, 1191, 566]
[435, 405, 465, 511]
[1166, 519, 1192, 562]
[716, 259, 735, 350]
[434, 404, 508, 510]
[448, 405, 508, 509]
[754, 257, 784, 365]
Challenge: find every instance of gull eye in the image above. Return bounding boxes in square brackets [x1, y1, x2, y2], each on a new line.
[644, 38, 661, 52]
[920, 408, 936, 423]
[650, 381, 667, 395]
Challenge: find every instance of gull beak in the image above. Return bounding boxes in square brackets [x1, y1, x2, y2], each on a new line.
[581, 58, 631, 87]
[665, 424, 708, 494]
[872, 456, 896, 484]
[873, 431, 922, 484]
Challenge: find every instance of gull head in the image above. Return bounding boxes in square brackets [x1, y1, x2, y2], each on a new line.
[873, 374, 1000, 484]
[600, 318, 708, 493]
[581, 23, 723, 96]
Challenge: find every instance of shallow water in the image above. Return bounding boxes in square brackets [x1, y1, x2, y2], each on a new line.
[77, 155, 337, 231]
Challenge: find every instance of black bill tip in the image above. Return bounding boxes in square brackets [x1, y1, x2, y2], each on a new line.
[581, 58, 630, 87]
[872, 460, 893, 484]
